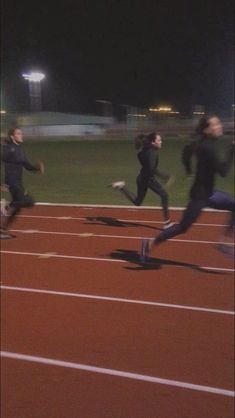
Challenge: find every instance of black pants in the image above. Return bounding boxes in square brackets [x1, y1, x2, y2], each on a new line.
[154, 190, 235, 245]
[6, 184, 34, 228]
[120, 174, 169, 221]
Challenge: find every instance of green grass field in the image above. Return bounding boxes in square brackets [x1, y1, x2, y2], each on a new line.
[1, 136, 234, 207]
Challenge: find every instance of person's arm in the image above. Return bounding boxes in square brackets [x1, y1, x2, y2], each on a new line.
[181, 141, 196, 176]
[146, 148, 157, 177]
[23, 154, 40, 171]
[22, 150, 44, 173]
[212, 142, 234, 177]
[154, 168, 170, 181]
[1, 144, 22, 164]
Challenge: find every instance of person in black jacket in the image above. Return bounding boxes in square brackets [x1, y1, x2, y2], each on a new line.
[111, 132, 175, 228]
[140, 116, 235, 261]
[181, 137, 199, 179]
[1, 127, 44, 238]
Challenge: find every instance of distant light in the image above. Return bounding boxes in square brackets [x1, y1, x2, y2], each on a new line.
[193, 111, 205, 115]
[128, 113, 146, 118]
[149, 107, 172, 112]
[0, 110, 6, 114]
[22, 72, 45, 82]
[158, 107, 172, 112]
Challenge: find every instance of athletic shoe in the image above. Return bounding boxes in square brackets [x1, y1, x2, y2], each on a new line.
[163, 220, 175, 229]
[0, 199, 8, 216]
[111, 181, 126, 190]
[140, 239, 150, 263]
[216, 243, 234, 258]
[0, 231, 15, 240]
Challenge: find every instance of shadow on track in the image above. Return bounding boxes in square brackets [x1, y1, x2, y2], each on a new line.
[85, 216, 161, 231]
[109, 248, 227, 274]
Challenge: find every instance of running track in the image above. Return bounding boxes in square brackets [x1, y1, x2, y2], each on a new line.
[1, 205, 234, 418]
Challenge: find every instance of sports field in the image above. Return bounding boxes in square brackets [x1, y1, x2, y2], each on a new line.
[1, 136, 234, 418]
[2, 136, 233, 206]
[1, 204, 234, 418]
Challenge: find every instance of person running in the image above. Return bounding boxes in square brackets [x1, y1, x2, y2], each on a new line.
[111, 132, 175, 229]
[140, 116, 235, 261]
[1, 127, 44, 239]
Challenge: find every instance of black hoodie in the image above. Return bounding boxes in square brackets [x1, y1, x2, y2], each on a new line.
[1, 140, 39, 186]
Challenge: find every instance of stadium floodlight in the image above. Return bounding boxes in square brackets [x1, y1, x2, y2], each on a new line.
[22, 72, 45, 82]
[22, 71, 45, 111]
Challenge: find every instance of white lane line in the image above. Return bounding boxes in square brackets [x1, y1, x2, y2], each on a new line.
[0, 250, 125, 264]
[36, 202, 229, 213]
[1, 351, 234, 397]
[10, 228, 231, 246]
[18, 214, 227, 227]
[1, 250, 234, 273]
[1, 285, 234, 316]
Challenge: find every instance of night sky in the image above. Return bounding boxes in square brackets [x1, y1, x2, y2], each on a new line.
[1, 0, 234, 116]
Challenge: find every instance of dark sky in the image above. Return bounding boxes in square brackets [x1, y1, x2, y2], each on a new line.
[1, 0, 234, 115]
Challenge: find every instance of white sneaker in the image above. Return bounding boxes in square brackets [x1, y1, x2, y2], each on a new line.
[0, 199, 8, 216]
[111, 181, 126, 190]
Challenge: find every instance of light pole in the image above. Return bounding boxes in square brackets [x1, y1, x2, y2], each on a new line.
[22, 72, 45, 112]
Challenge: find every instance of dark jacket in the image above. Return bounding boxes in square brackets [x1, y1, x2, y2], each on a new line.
[137, 144, 168, 181]
[181, 139, 198, 176]
[182, 136, 234, 200]
[1, 140, 39, 186]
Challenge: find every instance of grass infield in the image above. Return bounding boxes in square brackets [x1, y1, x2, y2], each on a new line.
[1, 136, 234, 206]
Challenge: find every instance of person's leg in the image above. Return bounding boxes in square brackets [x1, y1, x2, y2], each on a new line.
[208, 191, 235, 233]
[119, 186, 137, 205]
[3, 186, 34, 230]
[133, 175, 148, 206]
[208, 191, 235, 256]
[148, 179, 170, 222]
[113, 175, 148, 206]
[140, 199, 205, 261]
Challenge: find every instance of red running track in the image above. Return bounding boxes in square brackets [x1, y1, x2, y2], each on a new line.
[1, 205, 234, 418]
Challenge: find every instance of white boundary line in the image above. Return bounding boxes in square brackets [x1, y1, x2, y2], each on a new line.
[10, 228, 232, 246]
[17, 214, 228, 228]
[1, 250, 234, 273]
[0, 250, 125, 263]
[1, 351, 234, 397]
[1, 285, 234, 316]
[36, 202, 229, 212]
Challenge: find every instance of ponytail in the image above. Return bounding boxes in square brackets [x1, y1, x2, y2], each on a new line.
[145, 132, 157, 144]
[195, 115, 216, 137]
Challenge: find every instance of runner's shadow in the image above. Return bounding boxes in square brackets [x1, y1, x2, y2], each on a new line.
[85, 216, 161, 230]
[109, 249, 226, 274]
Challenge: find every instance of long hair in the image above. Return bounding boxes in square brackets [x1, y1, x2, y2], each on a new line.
[145, 132, 157, 145]
[195, 116, 215, 137]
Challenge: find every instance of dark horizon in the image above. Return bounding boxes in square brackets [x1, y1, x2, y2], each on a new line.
[1, 0, 234, 117]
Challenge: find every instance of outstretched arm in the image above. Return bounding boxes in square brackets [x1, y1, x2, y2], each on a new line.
[181, 141, 196, 176]
[23, 154, 44, 173]
[213, 142, 234, 177]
